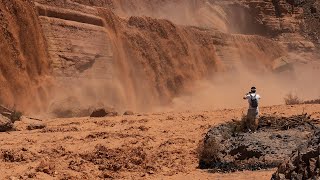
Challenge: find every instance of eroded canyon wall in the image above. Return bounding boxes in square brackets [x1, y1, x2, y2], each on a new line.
[1, 0, 319, 113]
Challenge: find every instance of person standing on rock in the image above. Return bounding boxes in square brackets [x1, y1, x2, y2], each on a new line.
[243, 87, 261, 132]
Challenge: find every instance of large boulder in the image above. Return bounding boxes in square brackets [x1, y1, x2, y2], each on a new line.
[0, 114, 13, 132]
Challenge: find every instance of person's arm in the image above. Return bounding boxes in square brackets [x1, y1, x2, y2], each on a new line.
[243, 93, 249, 100]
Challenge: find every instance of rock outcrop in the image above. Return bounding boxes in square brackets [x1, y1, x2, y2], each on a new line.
[272, 129, 320, 180]
[0, 115, 13, 132]
[199, 114, 320, 172]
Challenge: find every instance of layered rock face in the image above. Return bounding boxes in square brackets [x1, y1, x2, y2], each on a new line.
[300, 0, 320, 46]
[244, 0, 303, 34]
[32, 0, 320, 112]
[32, 0, 288, 111]
[37, 4, 113, 78]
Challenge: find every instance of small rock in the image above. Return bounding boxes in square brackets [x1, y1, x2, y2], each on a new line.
[90, 108, 108, 117]
[107, 111, 118, 117]
[290, 171, 298, 179]
[102, 173, 113, 179]
[277, 161, 287, 173]
[278, 173, 286, 179]
[123, 111, 134, 115]
[9, 176, 18, 180]
[90, 108, 118, 117]
[27, 123, 46, 130]
[27, 172, 36, 178]
[287, 162, 295, 171]
[311, 6, 317, 14]
[276, 134, 282, 138]
[0, 114, 13, 132]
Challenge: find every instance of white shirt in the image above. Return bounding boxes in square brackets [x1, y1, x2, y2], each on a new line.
[244, 93, 261, 109]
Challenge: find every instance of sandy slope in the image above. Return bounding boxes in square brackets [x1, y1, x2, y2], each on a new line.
[0, 104, 319, 179]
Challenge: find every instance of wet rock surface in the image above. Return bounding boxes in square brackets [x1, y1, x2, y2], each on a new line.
[199, 114, 320, 172]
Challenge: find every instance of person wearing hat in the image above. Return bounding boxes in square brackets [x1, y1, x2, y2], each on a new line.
[243, 87, 261, 132]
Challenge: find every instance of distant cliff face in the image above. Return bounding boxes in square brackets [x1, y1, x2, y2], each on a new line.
[46, 0, 318, 50]
[35, 1, 286, 112]
[0, 0, 318, 114]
